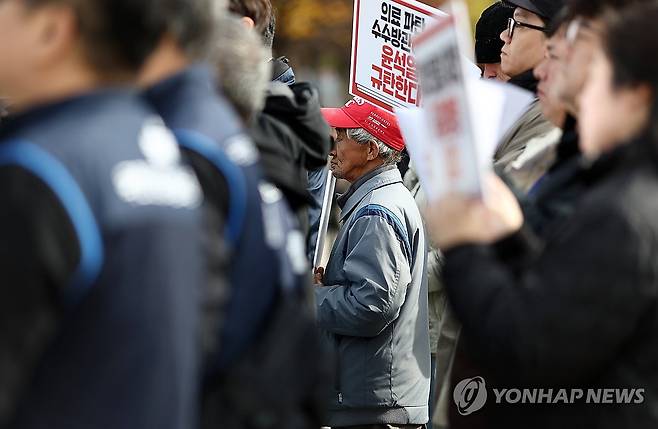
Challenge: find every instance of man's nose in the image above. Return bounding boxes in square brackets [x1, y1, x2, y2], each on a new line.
[329, 149, 337, 159]
[500, 29, 510, 44]
[534, 60, 547, 81]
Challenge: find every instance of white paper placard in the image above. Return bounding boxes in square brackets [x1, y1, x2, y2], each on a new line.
[396, 2, 535, 203]
[412, 15, 483, 198]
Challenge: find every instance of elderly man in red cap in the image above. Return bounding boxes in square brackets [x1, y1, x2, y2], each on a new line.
[314, 97, 430, 429]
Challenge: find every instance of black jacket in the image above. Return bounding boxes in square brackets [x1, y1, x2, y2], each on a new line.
[508, 69, 539, 94]
[250, 82, 331, 219]
[521, 115, 584, 239]
[451, 117, 586, 428]
[446, 138, 658, 428]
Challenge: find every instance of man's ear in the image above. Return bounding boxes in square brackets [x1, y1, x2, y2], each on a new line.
[366, 140, 380, 161]
[634, 84, 653, 108]
[33, 5, 78, 68]
[241, 16, 256, 30]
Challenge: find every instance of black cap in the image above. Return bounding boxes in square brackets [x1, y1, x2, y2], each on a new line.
[504, 0, 565, 21]
[475, 2, 514, 64]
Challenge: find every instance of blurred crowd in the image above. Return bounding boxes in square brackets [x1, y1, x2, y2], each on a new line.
[1, 0, 658, 428]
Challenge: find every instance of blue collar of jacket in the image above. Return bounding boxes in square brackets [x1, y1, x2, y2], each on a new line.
[143, 64, 244, 141]
[0, 88, 135, 140]
[144, 65, 215, 114]
[337, 164, 402, 222]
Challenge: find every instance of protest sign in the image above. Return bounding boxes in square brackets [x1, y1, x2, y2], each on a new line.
[397, 79, 533, 200]
[396, 1, 535, 202]
[410, 14, 483, 198]
[349, 0, 446, 112]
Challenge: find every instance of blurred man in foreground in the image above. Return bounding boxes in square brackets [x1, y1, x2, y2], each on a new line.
[0, 0, 205, 427]
[427, 2, 658, 427]
[520, 0, 651, 237]
[139, 1, 328, 427]
[228, 0, 333, 255]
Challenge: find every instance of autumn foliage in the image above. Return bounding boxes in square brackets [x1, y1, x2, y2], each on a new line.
[273, 0, 494, 73]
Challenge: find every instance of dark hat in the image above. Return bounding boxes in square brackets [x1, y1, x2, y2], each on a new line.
[475, 2, 514, 64]
[504, 0, 565, 21]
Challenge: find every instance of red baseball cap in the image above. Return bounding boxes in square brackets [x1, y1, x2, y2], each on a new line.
[321, 98, 405, 152]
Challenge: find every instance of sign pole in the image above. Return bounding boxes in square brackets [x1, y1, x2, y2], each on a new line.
[313, 169, 337, 269]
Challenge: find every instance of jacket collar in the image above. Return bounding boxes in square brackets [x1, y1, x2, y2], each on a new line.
[338, 165, 402, 221]
[0, 88, 135, 140]
[550, 114, 580, 173]
[580, 135, 656, 185]
[144, 65, 215, 111]
[509, 69, 539, 94]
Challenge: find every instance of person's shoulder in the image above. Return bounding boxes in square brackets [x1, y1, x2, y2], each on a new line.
[73, 91, 154, 131]
[517, 105, 556, 140]
[34, 92, 157, 162]
[368, 181, 423, 224]
[253, 111, 294, 138]
[612, 162, 658, 228]
[251, 111, 299, 153]
[0, 164, 81, 287]
[567, 158, 658, 248]
[0, 163, 70, 219]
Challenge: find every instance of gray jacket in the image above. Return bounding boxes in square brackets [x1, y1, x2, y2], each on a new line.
[404, 166, 461, 429]
[493, 100, 557, 171]
[315, 165, 430, 427]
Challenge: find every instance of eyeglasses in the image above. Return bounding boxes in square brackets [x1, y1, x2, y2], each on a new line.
[507, 17, 548, 39]
[565, 19, 582, 44]
[566, 18, 598, 46]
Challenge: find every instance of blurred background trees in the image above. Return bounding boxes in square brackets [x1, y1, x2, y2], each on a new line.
[272, 0, 494, 105]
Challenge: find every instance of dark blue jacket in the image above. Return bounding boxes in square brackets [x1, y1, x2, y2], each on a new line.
[0, 91, 204, 429]
[144, 66, 308, 370]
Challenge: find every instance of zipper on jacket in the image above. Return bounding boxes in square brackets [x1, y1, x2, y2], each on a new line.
[335, 337, 342, 404]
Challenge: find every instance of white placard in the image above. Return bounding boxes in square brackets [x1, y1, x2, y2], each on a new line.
[412, 15, 483, 198]
[349, 0, 446, 113]
[397, 75, 534, 202]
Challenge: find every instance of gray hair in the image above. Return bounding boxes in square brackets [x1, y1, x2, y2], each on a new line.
[346, 128, 402, 165]
[209, 14, 271, 120]
[263, 10, 276, 51]
[167, 0, 228, 60]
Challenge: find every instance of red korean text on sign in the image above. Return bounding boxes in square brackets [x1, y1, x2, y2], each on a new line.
[434, 97, 461, 137]
[432, 97, 463, 183]
[371, 44, 420, 105]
